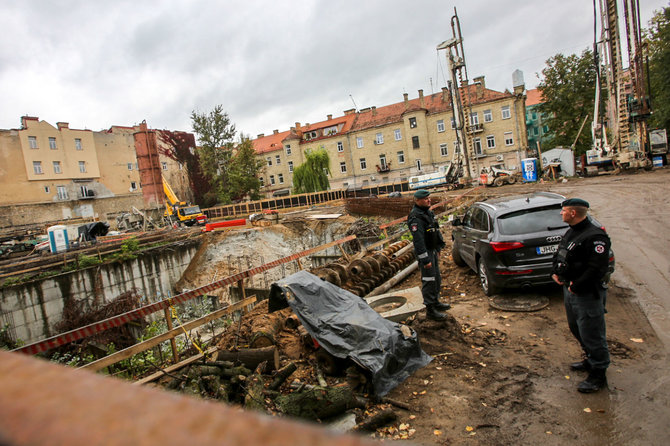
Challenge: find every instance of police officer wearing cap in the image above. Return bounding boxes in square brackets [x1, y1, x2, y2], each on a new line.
[551, 198, 611, 393]
[408, 189, 450, 321]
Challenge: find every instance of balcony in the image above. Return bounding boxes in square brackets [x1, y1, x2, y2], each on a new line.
[466, 123, 483, 134]
[376, 162, 391, 173]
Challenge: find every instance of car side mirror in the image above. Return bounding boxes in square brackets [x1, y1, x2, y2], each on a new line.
[451, 217, 462, 227]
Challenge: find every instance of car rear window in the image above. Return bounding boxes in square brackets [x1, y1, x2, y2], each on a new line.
[497, 205, 567, 235]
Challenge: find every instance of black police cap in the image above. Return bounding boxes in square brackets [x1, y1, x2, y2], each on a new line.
[562, 198, 589, 208]
[414, 189, 431, 199]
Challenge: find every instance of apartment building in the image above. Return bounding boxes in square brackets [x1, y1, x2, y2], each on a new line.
[0, 117, 191, 228]
[253, 76, 528, 196]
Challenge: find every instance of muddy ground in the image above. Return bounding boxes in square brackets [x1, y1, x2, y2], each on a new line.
[382, 168, 670, 445]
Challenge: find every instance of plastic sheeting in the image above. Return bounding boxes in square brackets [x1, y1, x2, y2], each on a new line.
[269, 270, 432, 397]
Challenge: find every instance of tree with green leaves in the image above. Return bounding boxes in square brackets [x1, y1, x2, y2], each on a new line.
[537, 49, 598, 155]
[228, 135, 264, 201]
[292, 148, 331, 194]
[647, 6, 670, 131]
[191, 105, 237, 204]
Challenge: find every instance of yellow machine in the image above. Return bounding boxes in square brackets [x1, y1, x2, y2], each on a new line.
[162, 178, 207, 226]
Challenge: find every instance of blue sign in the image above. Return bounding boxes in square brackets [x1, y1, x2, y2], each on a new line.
[522, 158, 538, 182]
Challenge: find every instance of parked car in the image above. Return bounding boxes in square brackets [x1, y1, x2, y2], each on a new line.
[450, 192, 614, 295]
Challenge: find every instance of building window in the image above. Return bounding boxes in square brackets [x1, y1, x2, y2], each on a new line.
[178, 163, 183, 170]
[416, 159, 422, 170]
[474, 138, 483, 155]
[454, 141, 461, 154]
[53, 161, 62, 174]
[451, 117, 456, 129]
[259, 177, 264, 186]
[543, 125, 549, 133]
[534, 127, 539, 136]
[266, 157, 272, 166]
[409, 117, 417, 128]
[130, 182, 137, 191]
[375, 133, 384, 144]
[33, 161, 43, 174]
[127, 163, 133, 170]
[285, 144, 291, 156]
[504, 132, 514, 146]
[437, 119, 445, 133]
[135, 162, 138, 170]
[80, 185, 91, 198]
[28, 136, 38, 149]
[161, 162, 168, 170]
[49, 137, 57, 150]
[340, 162, 347, 173]
[79, 161, 86, 173]
[501, 105, 511, 120]
[275, 155, 281, 165]
[379, 154, 387, 169]
[412, 136, 420, 149]
[486, 135, 496, 149]
[57, 186, 68, 200]
[356, 137, 363, 148]
[470, 112, 479, 125]
[397, 151, 405, 164]
[440, 143, 448, 157]
[337, 142, 344, 152]
[75, 138, 82, 150]
[44, 186, 50, 193]
[270, 175, 275, 185]
[484, 109, 493, 122]
[288, 161, 293, 172]
[532, 112, 537, 120]
[394, 129, 402, 140]
[278, 173, 284, 184]
[360, 158, 367, 170]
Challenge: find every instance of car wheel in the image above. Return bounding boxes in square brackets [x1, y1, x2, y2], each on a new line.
[452, 244, 466, 267]
[493, 177, 504, 187]
[507, 176, 516, 185]
[478, 259, 499, 296]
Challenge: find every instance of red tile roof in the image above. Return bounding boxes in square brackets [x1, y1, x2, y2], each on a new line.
[252, 130, 292, 154]
[525, 88, 545, 106]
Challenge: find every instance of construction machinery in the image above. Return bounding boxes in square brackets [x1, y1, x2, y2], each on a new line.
[408, 162, 463, 190]
[479, 164, 519, 187]
[587, 0, 653, 175]
[163, 178, 207, 226]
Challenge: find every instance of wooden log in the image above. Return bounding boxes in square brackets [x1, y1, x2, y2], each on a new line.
[353, 408, 397, 432]
[274, 386, 355, 420]
[249, 311, 285, 348]
[268, 362, 297, 391]
[244, 361, 268, 412]
[215, 346, 279, 371]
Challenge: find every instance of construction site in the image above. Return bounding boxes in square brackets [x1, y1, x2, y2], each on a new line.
[1, 168, 669, 445]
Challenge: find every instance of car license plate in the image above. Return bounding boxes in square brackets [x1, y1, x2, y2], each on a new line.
[536, 244, 558, 255]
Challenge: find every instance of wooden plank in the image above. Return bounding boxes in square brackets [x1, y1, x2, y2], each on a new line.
[133, 345, 219, 385]
[81, 296, 257, 372]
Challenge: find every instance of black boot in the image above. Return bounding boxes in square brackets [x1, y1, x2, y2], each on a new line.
[577, 369, 607, 393]
[434, 301, 451, 311]
[570, 359, 591, 372]
[426, 305, 447, 321]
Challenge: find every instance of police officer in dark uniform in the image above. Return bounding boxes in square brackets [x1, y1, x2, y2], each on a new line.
[551, 198, 611, 393]
[408, 189, 450, 321]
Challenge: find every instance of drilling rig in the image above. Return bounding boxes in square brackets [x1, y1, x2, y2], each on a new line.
[586, 0, 652, 174]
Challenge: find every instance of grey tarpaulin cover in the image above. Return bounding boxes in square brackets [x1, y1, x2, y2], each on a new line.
[269, 270, 432, 396]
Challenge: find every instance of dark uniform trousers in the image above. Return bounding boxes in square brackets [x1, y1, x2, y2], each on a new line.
[419, 249, 441, 307]
[563, 285, 610, 370]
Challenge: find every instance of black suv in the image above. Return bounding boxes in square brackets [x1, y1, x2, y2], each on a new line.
[451, 192, 613, 295]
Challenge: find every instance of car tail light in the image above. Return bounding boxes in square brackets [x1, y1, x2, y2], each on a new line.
[495, 269, 533, 275]
[490, 241, 524, 252]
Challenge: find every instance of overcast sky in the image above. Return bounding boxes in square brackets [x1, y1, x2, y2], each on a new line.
[1, 0, 665, 140]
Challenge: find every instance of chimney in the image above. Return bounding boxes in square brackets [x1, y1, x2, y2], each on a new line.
[20, 116, 39, 129]
[257, 133, 264, 139]
[327, 114, 332, 120]
[295, 122, 301, 130]
[473, 76, 485, 99]
[343, 108, 356, 115]
[441, 86, 449, 102]
[273, 129, 279, 135]
[418, 89, 424, 108]
[371, 106, 377, 116]
[403, 93, 409, 109]
[57, 122, 69, 130]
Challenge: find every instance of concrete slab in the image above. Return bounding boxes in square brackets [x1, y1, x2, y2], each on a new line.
[364, 287, 424, 322]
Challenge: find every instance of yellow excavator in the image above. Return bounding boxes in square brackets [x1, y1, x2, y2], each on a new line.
[163, 178, 207, 226]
